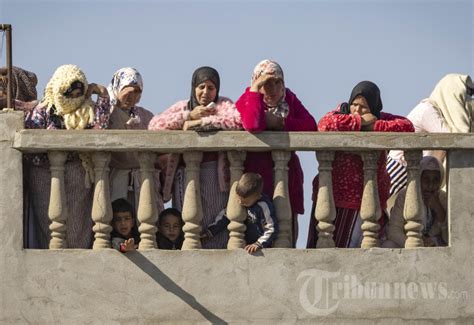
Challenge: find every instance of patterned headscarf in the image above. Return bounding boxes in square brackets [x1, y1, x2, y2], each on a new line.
[425, 74, 473, 133]
[187, 66, 220, 111]
[0, 66, 38, 101]
[42, 64, 95, 130]
[107, 67, 143, 108]
[251, 59, 289, 118]
[107, 67, 144, 125]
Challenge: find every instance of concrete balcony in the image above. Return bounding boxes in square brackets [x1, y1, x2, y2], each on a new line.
[1, 111, 473, 323]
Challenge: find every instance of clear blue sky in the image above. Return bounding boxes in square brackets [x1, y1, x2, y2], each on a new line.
[1, 0, 472, 247]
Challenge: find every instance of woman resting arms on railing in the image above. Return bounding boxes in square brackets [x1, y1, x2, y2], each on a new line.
[23, 64, 110, 248]
[384, 156, 447, 248]
[148, 66, 242, 249]
[106, 67, 163, 215]
[235, 59, 317, 247]
[306, 81, 414, 248]
[387, 73, 473, 196]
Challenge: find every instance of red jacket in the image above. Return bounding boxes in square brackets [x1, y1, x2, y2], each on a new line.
[312, 109, 415, 210]
[236, 87, 317, 214]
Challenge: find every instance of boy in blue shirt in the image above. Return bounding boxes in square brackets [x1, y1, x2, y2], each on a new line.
[202, 173, 279, 253]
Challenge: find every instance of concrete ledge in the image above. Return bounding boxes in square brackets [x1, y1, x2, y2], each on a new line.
[0, 248, 472, 323]
[13, 129, 474, 152]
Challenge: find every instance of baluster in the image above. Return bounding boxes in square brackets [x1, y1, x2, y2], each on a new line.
[137, 152, 158, 249]
[226, 151, 247, 249]
[360, 152, 382, 248]
[181, 151, 203, 250]
[404, 150, 425, 248]
[91, 152, 113, 249]
[315, 151, 336, 248]
[48, 151, 68, 249]
[272, 150, 292, 248]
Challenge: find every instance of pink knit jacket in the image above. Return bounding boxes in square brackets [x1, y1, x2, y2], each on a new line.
[148, 97, 242, 202]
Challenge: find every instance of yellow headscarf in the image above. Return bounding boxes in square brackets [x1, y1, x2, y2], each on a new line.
[43, 64, 97, 187]
[42, 64, 95, 130]
[425, 73, 473, 133]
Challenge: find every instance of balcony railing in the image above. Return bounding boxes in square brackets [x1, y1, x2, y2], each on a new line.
[13, 129, 474, 250]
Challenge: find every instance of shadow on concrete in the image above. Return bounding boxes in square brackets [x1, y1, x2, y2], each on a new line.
[126, 251, 228, 324]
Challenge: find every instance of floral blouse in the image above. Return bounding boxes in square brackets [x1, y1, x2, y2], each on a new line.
[24, 96, 110, 130]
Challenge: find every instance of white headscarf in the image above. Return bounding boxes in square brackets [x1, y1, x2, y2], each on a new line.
[424, 73, 473, 133]
[107, 67, 144, 126]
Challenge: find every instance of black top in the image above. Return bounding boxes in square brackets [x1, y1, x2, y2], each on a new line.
[157, 231, 184, 250]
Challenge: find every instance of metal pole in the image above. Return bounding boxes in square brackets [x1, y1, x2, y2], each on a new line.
[0, 24, 12, 109]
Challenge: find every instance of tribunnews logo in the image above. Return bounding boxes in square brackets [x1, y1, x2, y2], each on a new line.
[297, 268, 468, 316]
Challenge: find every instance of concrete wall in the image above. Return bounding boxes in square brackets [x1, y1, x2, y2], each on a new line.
[1, 112, 473, 324]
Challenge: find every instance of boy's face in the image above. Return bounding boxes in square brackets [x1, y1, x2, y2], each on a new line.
[238, 192, 261, 208]
[159, 214, 182, 242]
[113, 211, 134, 238]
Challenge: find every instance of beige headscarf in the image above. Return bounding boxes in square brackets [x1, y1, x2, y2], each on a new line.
[42, 64, 95, 130]
[425, 73, 473, 133]
[420, 156, 444, 185]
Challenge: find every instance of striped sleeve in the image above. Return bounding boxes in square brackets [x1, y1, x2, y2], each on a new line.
[256, 200, 279, 248]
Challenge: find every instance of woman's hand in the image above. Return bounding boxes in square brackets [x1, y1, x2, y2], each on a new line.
[360, 113, 378, 131]
[265, 111, 285, 130]
[86, 83, 108, 99]
[250, 73, 276, 92]
[86, 83, 109, 99]
[189, 105, 214, 120]
[183, 119, 203, 131]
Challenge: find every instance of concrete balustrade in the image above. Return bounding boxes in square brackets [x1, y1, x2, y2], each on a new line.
[137, 152, 158, 249]
[226, 150, 247, 249]
[403, 150, 425, 248]
[181, 151, 204, 250]
[91, 152, 113, 249]
[13, 129, 473, 252]
[272, 150, 292, 248]
[314, 151, 336, 248]
[47, 151, 68, 249]
[360, 151, 382, 248]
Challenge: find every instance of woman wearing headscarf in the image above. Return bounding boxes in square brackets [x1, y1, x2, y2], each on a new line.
[24, 64, 110, 248]
[384, 156, 447, 248]
[235, 59, 317, 247]
[387, 74, 473, 196]
[106, 67, 162, 214]
[148, 66, 242, 249]
[306, 81, 414, 248]
[0, 66, 38, 109]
